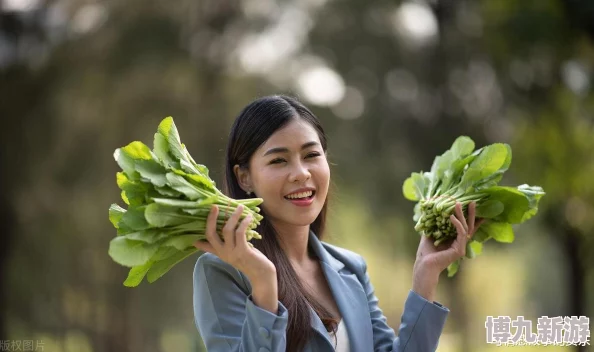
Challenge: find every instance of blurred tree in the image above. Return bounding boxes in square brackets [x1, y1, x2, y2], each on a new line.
[482, 3, 594, 351]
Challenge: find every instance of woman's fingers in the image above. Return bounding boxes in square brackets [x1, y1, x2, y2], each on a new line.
[449, 215, 467, 257]
[454, 202, 469, 234]
[205, 205, 223, 250]
[222, 205, 244, 248]
[468, 201, 476, 234]
[235, 215, 252, 251]
[194, 239, 215, 254]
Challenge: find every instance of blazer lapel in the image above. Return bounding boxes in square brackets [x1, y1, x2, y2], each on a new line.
[308, 231, 373, 351]
[308, 303, 335, 349]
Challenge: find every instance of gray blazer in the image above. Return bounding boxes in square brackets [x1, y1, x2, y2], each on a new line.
[193, 231, 449, 351]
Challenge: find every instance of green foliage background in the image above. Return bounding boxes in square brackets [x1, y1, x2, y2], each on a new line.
[0, 0, 592, 351]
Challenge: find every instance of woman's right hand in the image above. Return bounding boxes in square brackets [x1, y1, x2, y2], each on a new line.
[193, 204, 276, 281]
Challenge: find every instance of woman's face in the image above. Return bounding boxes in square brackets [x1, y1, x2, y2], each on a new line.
[243, 118, 330, 229]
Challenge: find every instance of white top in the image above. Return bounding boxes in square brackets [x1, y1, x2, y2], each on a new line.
[328, 319, 350, 352]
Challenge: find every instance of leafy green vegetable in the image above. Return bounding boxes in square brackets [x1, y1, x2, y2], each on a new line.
[109, 116, 264, 287]
[402, 136, 545, 277]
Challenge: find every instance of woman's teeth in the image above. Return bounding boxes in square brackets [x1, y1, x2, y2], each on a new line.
[285, 191, 313, 199]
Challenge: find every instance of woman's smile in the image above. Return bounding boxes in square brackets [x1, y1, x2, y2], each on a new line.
[284, 188, 316, 206]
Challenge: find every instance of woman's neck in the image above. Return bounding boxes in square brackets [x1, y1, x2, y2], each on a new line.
[273, 223, 314, 267]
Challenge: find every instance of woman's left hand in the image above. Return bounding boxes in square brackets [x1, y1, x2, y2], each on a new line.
[411, 201, 484, 301]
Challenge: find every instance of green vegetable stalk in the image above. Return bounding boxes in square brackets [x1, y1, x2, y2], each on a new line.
[108, 116, 264, 287]
[402, 136, 545, 277]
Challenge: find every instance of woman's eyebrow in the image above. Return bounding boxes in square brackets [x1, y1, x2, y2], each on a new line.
[263, 141, 319, 156]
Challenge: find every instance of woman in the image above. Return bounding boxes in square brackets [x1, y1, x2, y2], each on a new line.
[192, 95, 482, 352]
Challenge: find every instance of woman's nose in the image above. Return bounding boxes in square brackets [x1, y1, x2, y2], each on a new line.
[289, 162, 311, 183]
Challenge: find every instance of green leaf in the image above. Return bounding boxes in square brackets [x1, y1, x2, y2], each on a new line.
[120, 206, 150, 231]
[152, 246, 179, 261]
[403, 173, 426, 201]
[469, 241, 483, 255]
[144, 203, 196, 227]
[185, 173, 216, 192]
[135, 159, 168, 187]
[158, 116, 185, 162]
[432, 152, 454, 185]
[125, 229, 168, 243]
[483, 186, 530, 224]
[116, 219, 135, 236]
[122, 191, 145, 207]
[123, 261, 154, 287]
[465, 241, 483, 259]
[113, 148, 140, 180]
[116, 172, 139, 191]
[438, 153, 476, 194]
[450, 136, 475, 159]
[153, 132, 177, 168]
[121, 190, 130, 205]
[427, 155, 451, 196]
[473, 226, 491, 242]
[478, 221, 515, 243]
[121, 141, 153, 161]
[195, 164, 210, 178]
[108, 236, 162, 267]
[146, 247, 199, 283]
[163, 234, 203, 250]
[447, 259, 460, 277]
[473, 174, 504, 192]
[116, 172, 149, 206]
[475, 200, 504, 218]
[180, 159, 200, 175]
[166, 172, 203, 200]
[517, 184, 545, 222]
[154, 185, 183, 197]
[473, 144, 512, 191]
[109, 204, 126, 228]
[170, 166, 216, 192]
[114, 141, 155, 183]
[183, 147, 213, 180]
[430, 137, 476, 196]
[459, 144, 509, 192]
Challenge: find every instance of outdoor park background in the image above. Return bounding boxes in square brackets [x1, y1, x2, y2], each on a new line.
[1, 0, 593, 351]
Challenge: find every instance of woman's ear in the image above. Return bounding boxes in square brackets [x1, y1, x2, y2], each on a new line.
[233, 164, 253, 193]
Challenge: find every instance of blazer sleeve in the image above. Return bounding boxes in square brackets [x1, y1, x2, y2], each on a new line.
[193, 253, 289, 352]
[359, 256, 450, 352]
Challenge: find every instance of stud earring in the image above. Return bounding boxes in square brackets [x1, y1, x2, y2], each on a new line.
[246, 190, 252, 195]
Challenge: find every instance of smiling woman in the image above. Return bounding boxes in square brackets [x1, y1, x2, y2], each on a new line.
[192, 95, 476, 352]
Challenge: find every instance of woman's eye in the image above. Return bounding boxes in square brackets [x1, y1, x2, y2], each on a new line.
[269, 153, 319, 164]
